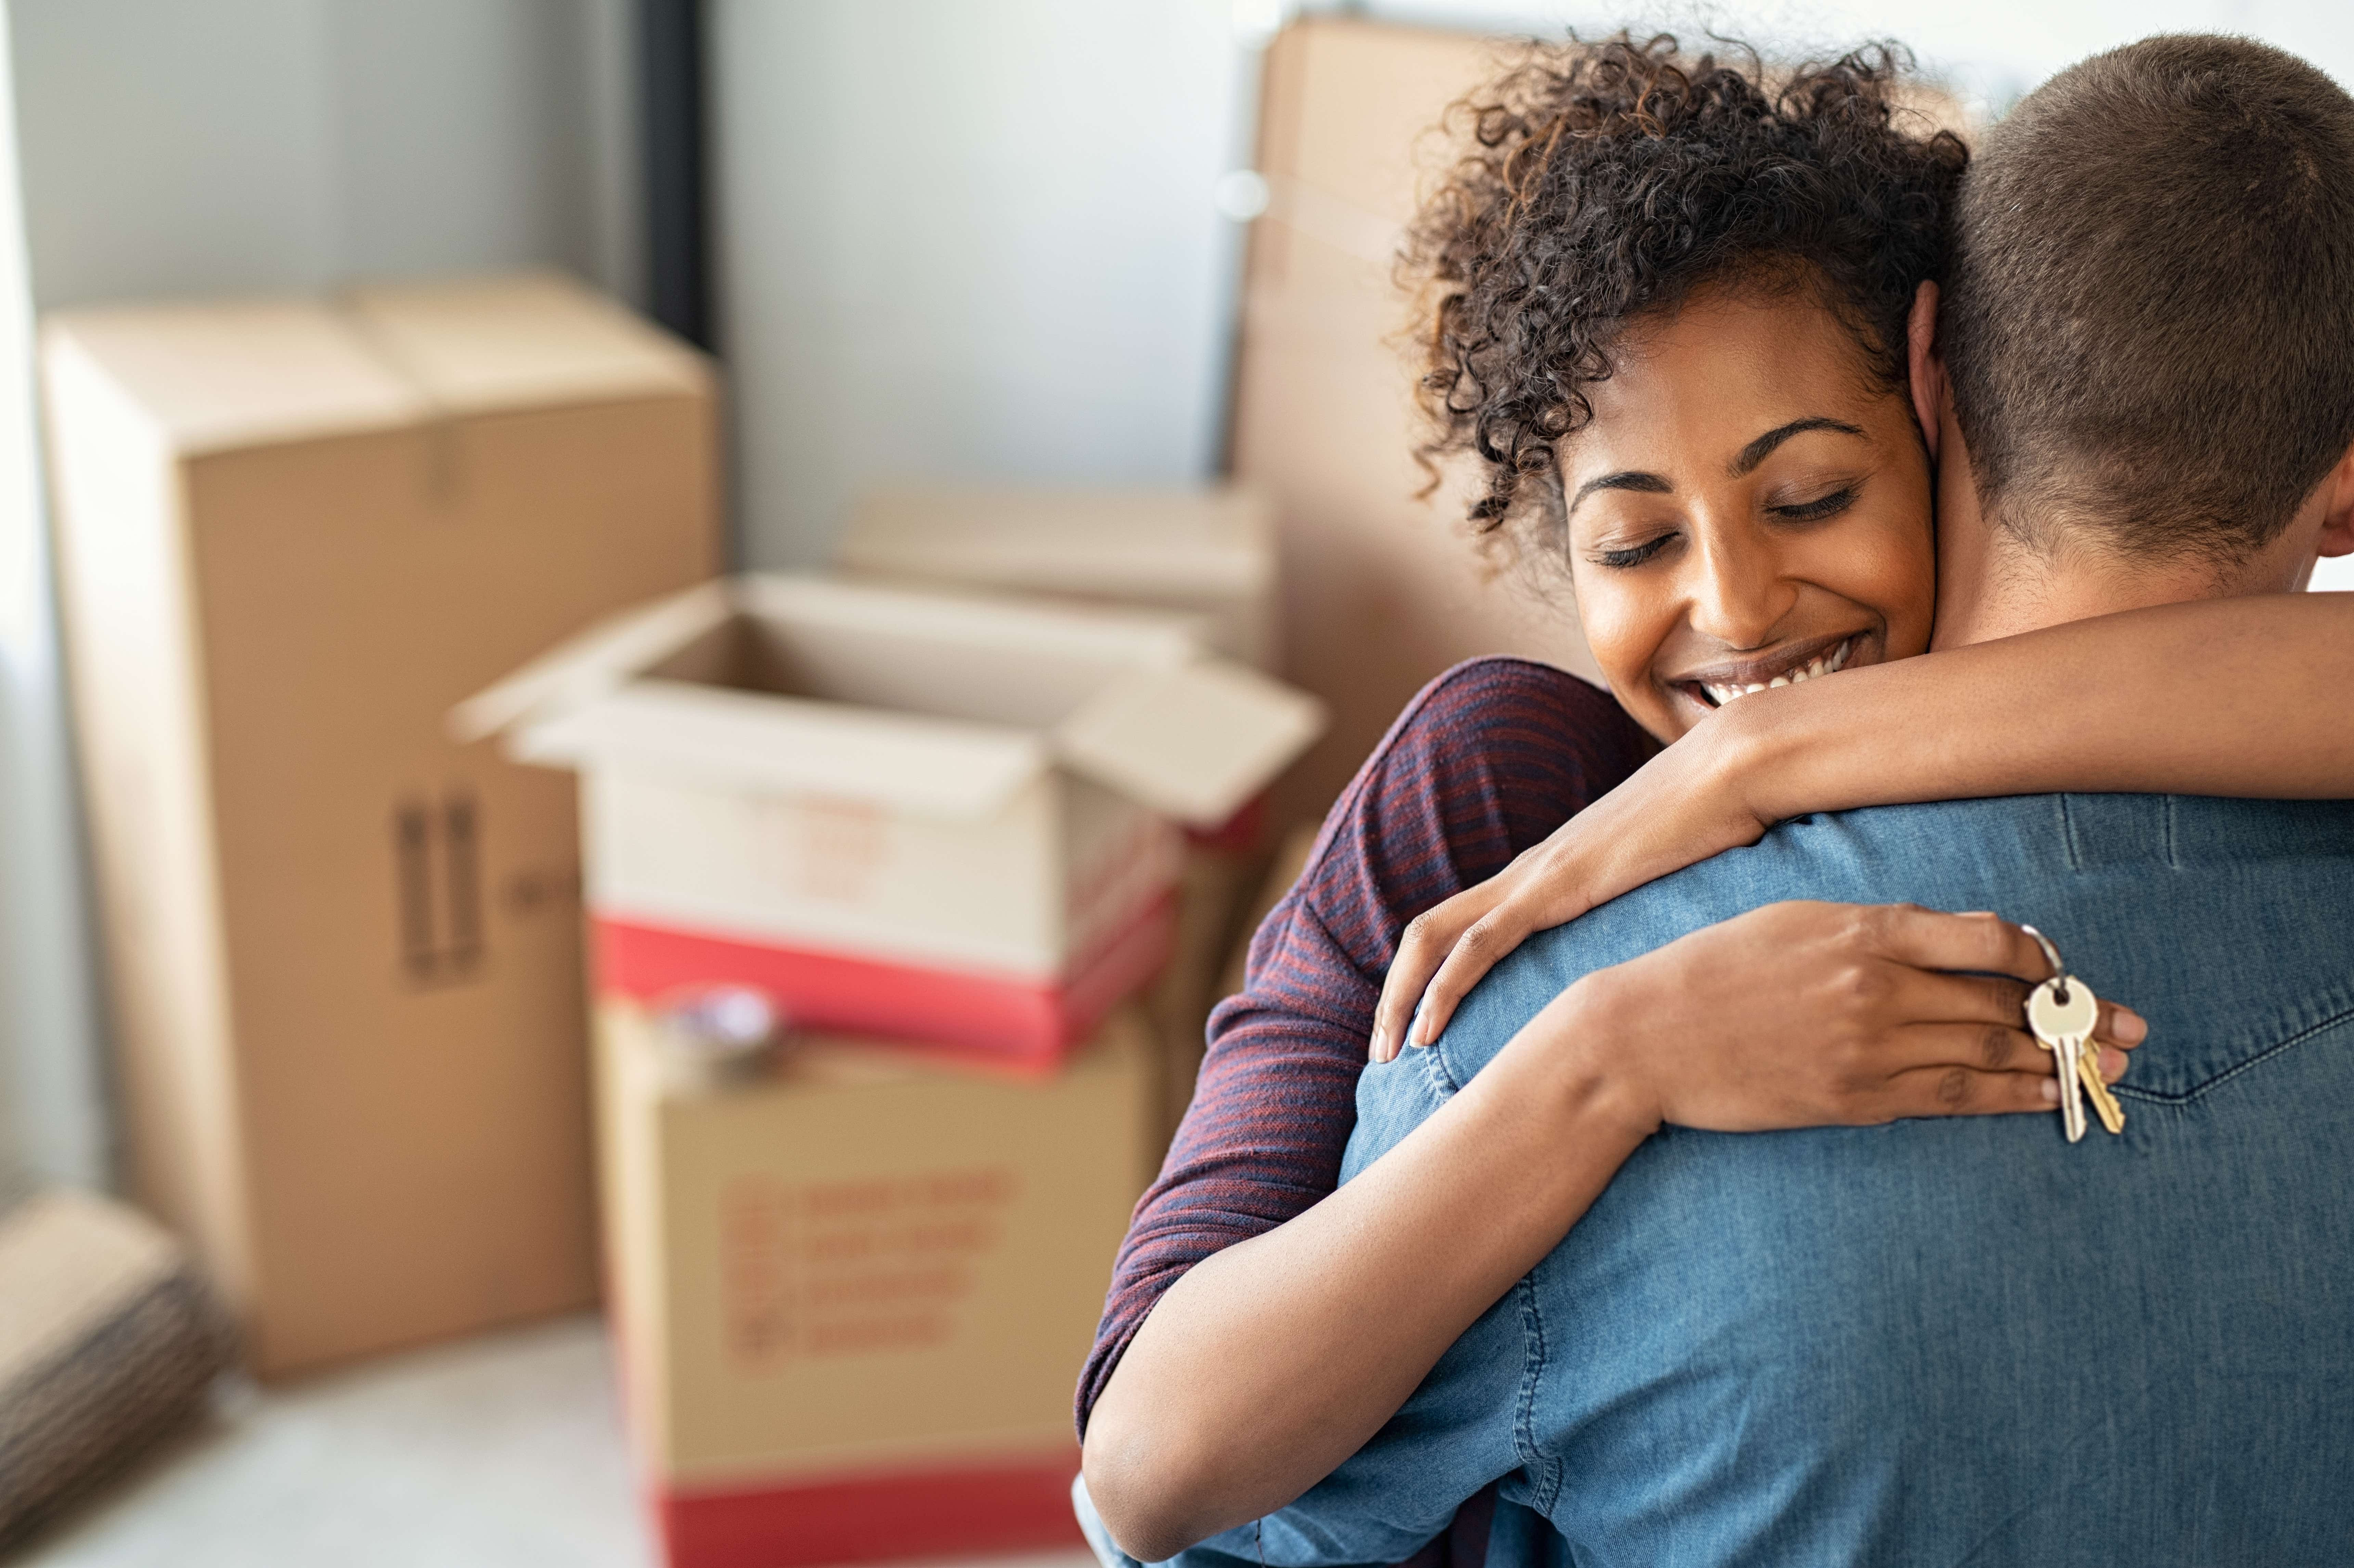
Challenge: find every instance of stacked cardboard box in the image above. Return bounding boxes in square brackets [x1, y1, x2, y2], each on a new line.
[837, 484, 1278, 669]
[596, 999, 1159, 1568]
[460, 538, 1321, 1561]
[42, 273, 719, 1376]
[460, 573, 1323, 1071]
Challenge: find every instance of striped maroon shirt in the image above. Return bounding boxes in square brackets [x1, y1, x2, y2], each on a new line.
[1078, 657, 1653, 1430]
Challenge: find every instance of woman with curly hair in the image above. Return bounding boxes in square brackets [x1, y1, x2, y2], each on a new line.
[1078, 30, 2354, 1563]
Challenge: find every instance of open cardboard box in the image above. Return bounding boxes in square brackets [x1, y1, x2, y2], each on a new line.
[457, 575, 1325, 1068]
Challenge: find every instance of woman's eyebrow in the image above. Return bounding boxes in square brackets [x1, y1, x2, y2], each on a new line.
[1567, 470, 1673, 515]
[1728, 417, 1868, 476]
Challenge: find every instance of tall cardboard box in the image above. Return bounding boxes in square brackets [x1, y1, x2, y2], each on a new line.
[42, 273, 720, 1376]
[459, 574, 1324, 1069]
[1236, 18, 1607, 825]
[597, 999, 1157, 1568]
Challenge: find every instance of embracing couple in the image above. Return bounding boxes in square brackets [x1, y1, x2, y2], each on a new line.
[1077, 29, 2354, 1568]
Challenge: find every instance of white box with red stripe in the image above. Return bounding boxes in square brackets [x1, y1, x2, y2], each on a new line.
[458, 574, 1324, 1067]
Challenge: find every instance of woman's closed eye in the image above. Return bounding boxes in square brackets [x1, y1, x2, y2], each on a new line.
[1766, 483, 1861, 523]
[1589, 532, 1678, 570]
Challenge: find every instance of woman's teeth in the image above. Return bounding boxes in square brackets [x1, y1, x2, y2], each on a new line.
[1698, 637, 1853, 707]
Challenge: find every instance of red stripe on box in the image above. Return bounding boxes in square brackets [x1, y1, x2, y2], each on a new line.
[655, 1450, 1084, 1568]
[1185, 789, 1268, 854]
[594, 894, 1175, 1072]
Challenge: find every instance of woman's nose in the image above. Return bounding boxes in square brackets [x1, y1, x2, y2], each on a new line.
[1685, 536, 1794, 649]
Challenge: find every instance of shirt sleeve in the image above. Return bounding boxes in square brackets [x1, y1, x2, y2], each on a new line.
[1076, 658, 1651, 1434]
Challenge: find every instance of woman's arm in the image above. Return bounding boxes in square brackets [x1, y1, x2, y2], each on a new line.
[1083, 902, 2140, 1562]
[1078, 661, 1654, 1434]
[1372, 592, 2354, 1060]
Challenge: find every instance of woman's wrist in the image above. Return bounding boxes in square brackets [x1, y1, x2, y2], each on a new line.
[1695, 681, 1806, 828]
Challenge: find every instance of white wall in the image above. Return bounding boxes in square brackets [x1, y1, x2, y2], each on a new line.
[9, 0, 637, 310]
[0, 0, 638, 1189]
[713, 0, 1259, 566]
[712, 0, 2354, 578]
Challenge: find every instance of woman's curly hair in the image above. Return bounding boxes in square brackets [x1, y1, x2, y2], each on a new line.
[1406, 32, 1968, 556]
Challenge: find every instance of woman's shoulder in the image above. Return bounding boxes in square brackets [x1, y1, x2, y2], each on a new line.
[1293, 657, 1651, 954]
[1346, 657, 1651, 824]
[1385, 655, 1646, 759]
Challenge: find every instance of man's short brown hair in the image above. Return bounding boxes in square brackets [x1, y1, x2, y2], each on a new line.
[1941, 35, 2354, 564]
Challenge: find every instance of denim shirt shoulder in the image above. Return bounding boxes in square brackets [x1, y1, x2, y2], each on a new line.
[1408, 793, 2354, 1108]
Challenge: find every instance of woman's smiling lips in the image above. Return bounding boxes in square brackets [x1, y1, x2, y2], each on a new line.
[1673, 630, 1871, 708]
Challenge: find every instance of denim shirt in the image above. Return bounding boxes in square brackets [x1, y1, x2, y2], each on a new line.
[1156, 794, 2354, 1568]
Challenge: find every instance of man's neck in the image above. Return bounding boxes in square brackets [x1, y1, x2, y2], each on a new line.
[1930, 505, 2227, 647]
[1926, 410, 2263, 647]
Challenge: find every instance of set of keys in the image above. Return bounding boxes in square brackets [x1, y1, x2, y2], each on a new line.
[2021, 926, 2125, 1144]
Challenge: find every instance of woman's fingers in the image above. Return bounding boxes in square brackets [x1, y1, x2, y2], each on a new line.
[1857, 902, 2057, 981]
[2095, 997, 2148, 1048]
[1883, 1022, 2131, 1085]
[1876, 1065, 2056, 1120]
[1409, 899, 1544, 1048]
[1373, 885, 1502, 1062]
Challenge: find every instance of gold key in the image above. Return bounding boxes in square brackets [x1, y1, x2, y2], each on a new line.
[2077, 1038, 2126, 1136]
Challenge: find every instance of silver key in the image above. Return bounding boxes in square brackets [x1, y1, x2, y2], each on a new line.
[2022, 925, 2098, 1144]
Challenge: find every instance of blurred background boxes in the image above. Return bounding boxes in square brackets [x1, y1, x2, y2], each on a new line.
[39, 273, 720, 1377]
[830, 483, 1302, 1125]
[836, 485, 1278, 669]
[0, 1188, 230, 1547]
[595, 999, 1159, 1568]
[461, 574, 1324, 1070]
[1233, 17, 1607, 827]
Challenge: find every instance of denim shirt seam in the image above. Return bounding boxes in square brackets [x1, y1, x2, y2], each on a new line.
[2111, 1002, 2354, 1105]
[1510, 1273, 1560, 1512]
[1419, 1033, 1464, 1099]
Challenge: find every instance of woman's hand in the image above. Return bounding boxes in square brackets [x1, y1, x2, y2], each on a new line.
[1372, 710, 1774, 1062]
[1522, 901, 2143, 1136]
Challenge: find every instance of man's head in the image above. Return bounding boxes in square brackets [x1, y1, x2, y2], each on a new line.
[1925, 34, 2354, 632]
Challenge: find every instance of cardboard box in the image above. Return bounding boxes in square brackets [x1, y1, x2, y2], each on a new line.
[596, 998, 1159, 1568]
[42, 273, 720, 1376]
[457, 574, 1326, 1069]
[836, 484, 1278, 669]
[1235, 18, 1608, 825]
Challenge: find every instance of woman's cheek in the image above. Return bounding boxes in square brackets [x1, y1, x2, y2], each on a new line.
[1571, 580, 1683, 731]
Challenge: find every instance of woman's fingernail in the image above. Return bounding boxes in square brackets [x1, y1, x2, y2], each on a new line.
[1959, 910, 1999, 918]
[2111, 1009, 2147, 1044]
[2100, 1048, 2128, 1082]
[2041, 1079, 2060, 1103]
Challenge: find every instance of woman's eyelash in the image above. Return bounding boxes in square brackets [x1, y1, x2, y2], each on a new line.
[1770, 485, 1860, 522]
[1590, 535, 1674, 569]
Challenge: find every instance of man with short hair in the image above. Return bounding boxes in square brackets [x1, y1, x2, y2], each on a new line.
[1120, 34, 2354, 1566]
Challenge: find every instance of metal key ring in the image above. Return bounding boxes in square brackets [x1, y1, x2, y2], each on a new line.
[2019, 924, 2069, 1002]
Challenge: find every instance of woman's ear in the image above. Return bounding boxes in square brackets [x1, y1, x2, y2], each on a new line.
[1906, 280, 1943, 461]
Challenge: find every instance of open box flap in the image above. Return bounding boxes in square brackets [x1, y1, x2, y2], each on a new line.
[448, 580, 736, 744]
[1052, 659, 1328, 827]
[510, 681, 1049, 821]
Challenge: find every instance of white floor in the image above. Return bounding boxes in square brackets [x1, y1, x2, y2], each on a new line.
[12, 1315, 1097, 1568]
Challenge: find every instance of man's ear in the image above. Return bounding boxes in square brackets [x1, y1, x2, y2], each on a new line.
[1906, 280, 1943, 461]
[2319, 440, 2354, 560]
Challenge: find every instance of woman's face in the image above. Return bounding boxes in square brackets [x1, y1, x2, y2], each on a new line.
[1560, 286, 1936, 744]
